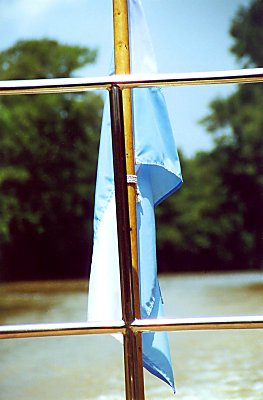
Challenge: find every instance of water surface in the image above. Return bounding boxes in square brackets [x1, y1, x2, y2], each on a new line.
[0, 272, 262, 399]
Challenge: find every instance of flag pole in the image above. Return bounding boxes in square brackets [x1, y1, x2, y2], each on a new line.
[112, 0, 145, 399]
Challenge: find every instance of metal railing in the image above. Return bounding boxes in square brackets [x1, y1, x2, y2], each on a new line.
[1, 316, 263, 340]
[0, 68, 263, 95]
[1, 68, 263, 399]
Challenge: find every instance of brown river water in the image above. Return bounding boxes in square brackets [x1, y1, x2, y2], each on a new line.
[0, 272, 262, 399]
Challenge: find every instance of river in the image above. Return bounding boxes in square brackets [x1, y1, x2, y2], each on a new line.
[0, 272, 262, 399]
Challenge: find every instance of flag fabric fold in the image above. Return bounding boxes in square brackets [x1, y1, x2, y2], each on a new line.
[88, 0, 182, 392]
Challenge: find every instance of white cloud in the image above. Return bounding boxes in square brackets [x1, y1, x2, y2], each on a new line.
[0, 0, 90, 49]
[0, 0, 77, 20]
[20, 0, 59, 17]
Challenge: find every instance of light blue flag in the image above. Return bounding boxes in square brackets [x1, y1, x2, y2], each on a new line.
[88, 0, 182, 392]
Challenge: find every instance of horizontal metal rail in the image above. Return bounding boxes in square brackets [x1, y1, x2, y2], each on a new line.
[0, 68, 262, 95]
[0, 321, 125, 339]
[1, 69, 262, 344]
[1, 316, 262, 340]
[131, 315, 263, 332]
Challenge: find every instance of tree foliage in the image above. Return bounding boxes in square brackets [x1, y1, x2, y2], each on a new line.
[230, 0, 263, 67]
[0, 1, 262, 280]
[0, 39, 97, 79]
[157, 0, 262, 271]
[0, 39, 102, 280]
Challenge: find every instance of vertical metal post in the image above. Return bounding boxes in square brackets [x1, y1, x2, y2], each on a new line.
[109, 85, 135, 325]
[109, 85, 145, 400]
[112, 0, 145, 398]
[112, 0, 142, 321]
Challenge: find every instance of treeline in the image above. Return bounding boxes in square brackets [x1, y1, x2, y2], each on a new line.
[0, 0, 262, 280]
[157, 0, 263, 272]
[157, 133, 262, 272]
[0, 40, 103, 280]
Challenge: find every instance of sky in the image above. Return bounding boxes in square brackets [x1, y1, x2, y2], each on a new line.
[0, 0, 251, 157]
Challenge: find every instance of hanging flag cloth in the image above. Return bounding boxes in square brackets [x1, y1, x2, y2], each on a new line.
[88, 0, 182, 392]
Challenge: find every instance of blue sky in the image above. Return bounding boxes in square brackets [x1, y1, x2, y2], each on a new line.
[0, 0, 250, 156]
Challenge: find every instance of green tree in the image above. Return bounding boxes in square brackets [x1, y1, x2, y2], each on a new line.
[156, 151, 233, 271]
[0, 39, 97, 80]
[230, 0, 263, 67]
[0, 39, 103, 280]
[200, 84, 263, 269]
[157, 0, 262, 271]
[200, 0, 263, 269]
